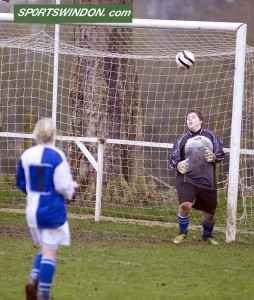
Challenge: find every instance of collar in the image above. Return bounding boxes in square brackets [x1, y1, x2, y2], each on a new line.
[189, 128, 202, 136]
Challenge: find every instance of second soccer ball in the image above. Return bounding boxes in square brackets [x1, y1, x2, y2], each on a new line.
[176, 50, 195, 69]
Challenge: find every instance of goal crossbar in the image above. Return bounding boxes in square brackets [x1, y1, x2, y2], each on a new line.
[0, 13, 244, 31]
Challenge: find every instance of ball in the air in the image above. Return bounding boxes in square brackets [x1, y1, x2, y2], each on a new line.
[176, 50, 195, 69]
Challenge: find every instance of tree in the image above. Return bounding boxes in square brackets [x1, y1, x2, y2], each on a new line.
[68, 0, 168, 204]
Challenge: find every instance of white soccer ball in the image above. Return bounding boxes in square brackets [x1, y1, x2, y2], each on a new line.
[176, 50, 195, 69]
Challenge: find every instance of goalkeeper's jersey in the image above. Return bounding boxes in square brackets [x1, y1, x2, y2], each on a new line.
[16, 144, 74, 229]
[169, 129, 225, 190]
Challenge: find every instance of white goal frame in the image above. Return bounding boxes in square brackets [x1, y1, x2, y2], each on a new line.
[0, 13, 247, 243]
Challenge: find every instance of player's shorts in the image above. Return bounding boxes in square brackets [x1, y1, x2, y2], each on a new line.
[176, 182, 217, 215]
[29, 221, 70, 250]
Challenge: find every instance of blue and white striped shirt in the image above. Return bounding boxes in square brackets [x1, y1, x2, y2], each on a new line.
[16, 144, 74, 229]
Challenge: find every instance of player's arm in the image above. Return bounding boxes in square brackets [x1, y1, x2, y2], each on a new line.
[16, 159, 27, 194]
[205, 131, 225, 163]
[169, 137, 181, 170]
[169, 135, 188, 173]
[54, 157, 76, 200]
[213, 134, 225, 162]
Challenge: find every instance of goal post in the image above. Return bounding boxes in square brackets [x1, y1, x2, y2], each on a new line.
[0, 13, 252, 242]
[226, 24, 247, 242]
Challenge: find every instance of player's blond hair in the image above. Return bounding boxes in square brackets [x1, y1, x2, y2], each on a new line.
[33, 118, 55, 144]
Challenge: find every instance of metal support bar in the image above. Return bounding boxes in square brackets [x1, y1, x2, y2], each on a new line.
[75, 141, 98, 171]
[95, 139, 105, 222]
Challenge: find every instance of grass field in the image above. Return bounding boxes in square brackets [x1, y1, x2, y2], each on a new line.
[1, 212, 254, 300]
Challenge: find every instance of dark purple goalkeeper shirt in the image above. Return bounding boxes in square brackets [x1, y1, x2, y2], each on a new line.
[169, 128, 225, 190]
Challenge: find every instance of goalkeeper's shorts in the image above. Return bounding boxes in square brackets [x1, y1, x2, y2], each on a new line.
[176, 182, 217, 215]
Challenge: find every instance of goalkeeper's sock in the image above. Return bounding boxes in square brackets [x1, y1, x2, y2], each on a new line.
[202, 218, 215, 238]
[178, 214, 190, 233]
[38, 257, 56, 298]
[29, 251, 42, 283]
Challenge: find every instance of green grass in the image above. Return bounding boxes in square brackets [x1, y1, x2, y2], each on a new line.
[1, 212, 254, 300]
[0, 174, 253, 231]
[0, 175, 254, 239]
[1, 185, 254, 233]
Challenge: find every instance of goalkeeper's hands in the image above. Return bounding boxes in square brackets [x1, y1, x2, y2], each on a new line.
[204, 147, 215, 162]
[177, 159, 189, 174]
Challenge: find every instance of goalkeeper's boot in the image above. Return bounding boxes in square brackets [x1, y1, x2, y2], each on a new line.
[173, 232, 187, 244]
[25, 282, 37, 300]
[202, 236, 219, 245]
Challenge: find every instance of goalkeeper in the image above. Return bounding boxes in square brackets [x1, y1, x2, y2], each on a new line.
[169, 109, 225, 245]
[16, 118, 79, 300]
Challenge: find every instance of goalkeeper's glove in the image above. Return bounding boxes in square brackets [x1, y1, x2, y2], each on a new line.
[204, 147, 215, 162]
[177, 159, 189, 174]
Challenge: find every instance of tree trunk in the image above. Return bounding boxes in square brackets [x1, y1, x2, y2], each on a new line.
[69, 0, 168, 205]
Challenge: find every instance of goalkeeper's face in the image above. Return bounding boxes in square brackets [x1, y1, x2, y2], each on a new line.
[186, 112, 203, 132]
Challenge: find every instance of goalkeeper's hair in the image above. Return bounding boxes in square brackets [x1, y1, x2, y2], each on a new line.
[186, 109, 204, 127]
[33, 118, 56, 144]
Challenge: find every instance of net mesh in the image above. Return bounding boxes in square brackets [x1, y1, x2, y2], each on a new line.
[0, 22, 254, 241]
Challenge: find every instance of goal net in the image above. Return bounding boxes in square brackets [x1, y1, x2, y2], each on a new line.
[0, 16, 253, 242]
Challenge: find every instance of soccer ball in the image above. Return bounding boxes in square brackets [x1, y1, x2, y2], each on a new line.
[176, 50, 195, 69]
